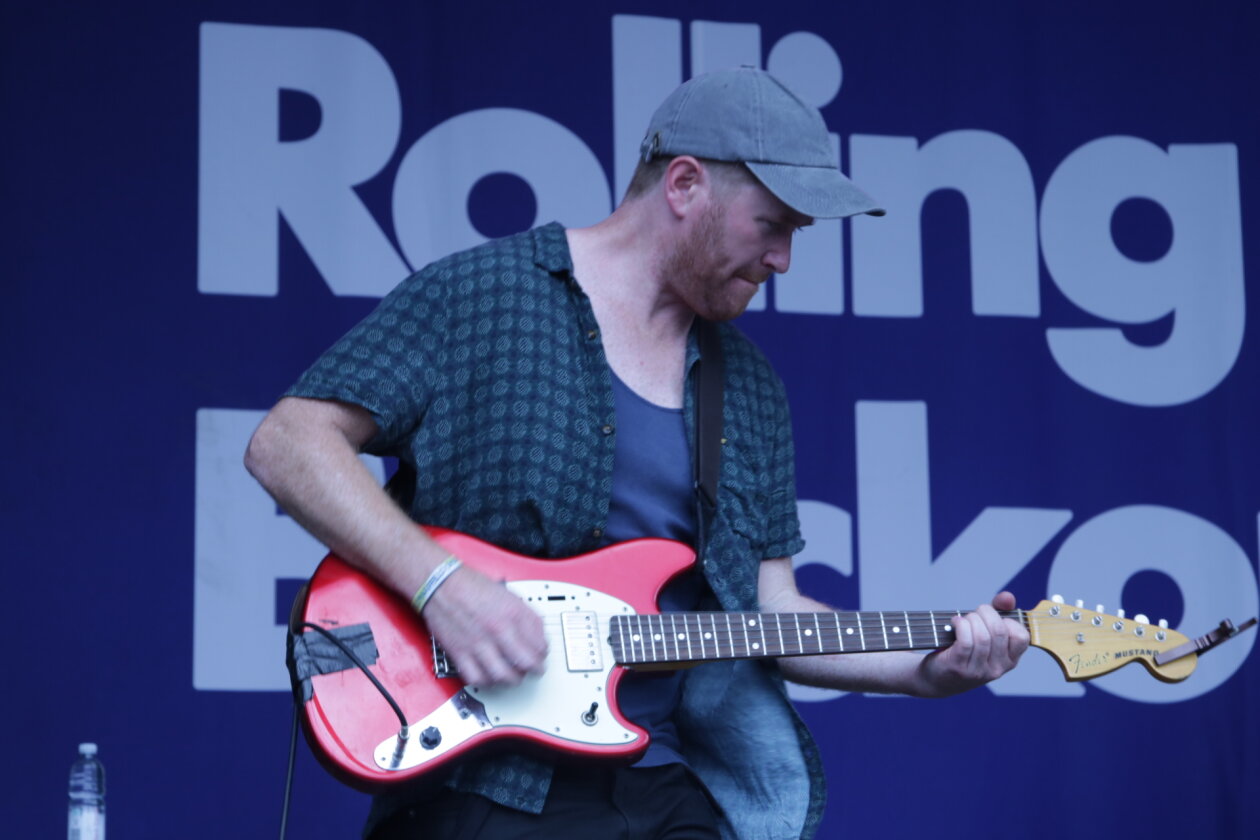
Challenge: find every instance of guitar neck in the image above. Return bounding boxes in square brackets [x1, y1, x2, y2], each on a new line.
[608, 609, 1025, 666]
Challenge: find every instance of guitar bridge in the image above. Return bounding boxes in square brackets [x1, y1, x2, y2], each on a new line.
[432, 637, 455, 678]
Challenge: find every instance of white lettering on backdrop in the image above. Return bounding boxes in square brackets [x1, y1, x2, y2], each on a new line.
[192, 17, 1256, 700]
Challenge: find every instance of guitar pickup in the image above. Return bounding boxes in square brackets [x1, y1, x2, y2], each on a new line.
[561, 611, 603, 672]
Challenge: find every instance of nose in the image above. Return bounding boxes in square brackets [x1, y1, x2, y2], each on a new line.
[763, 238, 791, 275]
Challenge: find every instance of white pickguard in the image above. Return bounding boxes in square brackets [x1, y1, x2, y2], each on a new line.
[375, 579, 641, 772]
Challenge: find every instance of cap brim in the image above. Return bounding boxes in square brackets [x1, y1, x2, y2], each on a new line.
[746, 161, 886, 219]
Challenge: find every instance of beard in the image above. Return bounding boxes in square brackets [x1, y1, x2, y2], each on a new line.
[658, 201, 762, 321]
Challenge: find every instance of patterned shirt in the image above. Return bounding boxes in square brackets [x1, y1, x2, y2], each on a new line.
[288, 223, 823, 839]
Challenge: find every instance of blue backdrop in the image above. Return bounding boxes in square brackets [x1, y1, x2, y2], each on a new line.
[5, 1, 1257, 838]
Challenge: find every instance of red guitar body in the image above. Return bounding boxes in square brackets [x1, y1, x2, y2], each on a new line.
[293, 527, 695, 793]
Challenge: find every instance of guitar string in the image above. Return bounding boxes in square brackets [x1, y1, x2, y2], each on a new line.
[433, 612, 1165, 664]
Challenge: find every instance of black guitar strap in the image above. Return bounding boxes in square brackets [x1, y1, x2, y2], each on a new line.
[694, 318, 724, 558]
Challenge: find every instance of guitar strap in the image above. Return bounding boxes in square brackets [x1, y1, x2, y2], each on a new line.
[694, 318, 724, 558]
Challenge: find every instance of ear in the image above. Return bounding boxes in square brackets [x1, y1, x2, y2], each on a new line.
[662, 156, 709, 219]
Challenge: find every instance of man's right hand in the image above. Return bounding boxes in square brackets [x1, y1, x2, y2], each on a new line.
[246, 397, 548, 688]
[419, 561, 549, 687]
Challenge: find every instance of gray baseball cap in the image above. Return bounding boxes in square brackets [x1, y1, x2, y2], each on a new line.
[640, 66, 884, 219]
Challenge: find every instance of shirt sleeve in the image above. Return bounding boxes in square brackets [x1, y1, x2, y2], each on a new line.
[760, 370, 806, 561]
[285, 265, 452, 454]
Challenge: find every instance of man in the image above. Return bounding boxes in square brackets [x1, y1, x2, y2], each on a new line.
[246, 67, 1028, 839]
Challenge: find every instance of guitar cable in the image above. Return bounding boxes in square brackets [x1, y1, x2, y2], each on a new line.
[279, 701, 298, 840]
[297, 622, 411, 734]
[279, 622, 413, 840]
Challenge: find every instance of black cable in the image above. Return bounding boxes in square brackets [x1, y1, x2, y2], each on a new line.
[278, 622, 412, 840]
[298, 621, 410, 734]
[279, 700, 298, 840]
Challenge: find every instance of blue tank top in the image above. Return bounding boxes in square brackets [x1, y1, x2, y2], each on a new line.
[603, 370, 707, 767]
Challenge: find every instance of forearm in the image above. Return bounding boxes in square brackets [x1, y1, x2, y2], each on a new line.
[243, 397, 447, 598]
[768, 592, 940, 697]
[758, 558, 1026, 697]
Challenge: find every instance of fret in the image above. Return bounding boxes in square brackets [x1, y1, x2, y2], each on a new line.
[669, 613, 683, 661]
[903, 611, 913, 648]
[833, 613, 845, 652]
[878, 611, 889, 650]
[792, 613, 804, 656]
[856, 613, 867, 650]
[682, 613, 695, 660]
[633, 616, 645, 663]
[622, 616, 632, 663]
[929, 610, 939, 647]
[647, 614, 660, 662]
[725, 612, 736, 659]
[812, 614, 824, 653]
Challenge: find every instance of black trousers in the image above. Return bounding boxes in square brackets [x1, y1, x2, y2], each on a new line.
[371, 763, 723, 840]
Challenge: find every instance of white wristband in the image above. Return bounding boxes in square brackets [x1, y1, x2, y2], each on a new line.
[410, 554, 462, 614]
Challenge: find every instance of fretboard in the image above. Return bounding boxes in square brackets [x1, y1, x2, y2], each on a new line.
[608, 610, 1027, 666]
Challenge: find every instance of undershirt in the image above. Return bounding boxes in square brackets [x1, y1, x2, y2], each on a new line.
[602, 369, 707, 767]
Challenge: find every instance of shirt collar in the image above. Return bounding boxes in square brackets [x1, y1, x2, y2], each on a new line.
[532, 220, 705, 371]
[530, 222, 575, 277]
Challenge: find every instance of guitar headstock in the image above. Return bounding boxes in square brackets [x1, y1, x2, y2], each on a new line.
[1027, 597, 1196, 683]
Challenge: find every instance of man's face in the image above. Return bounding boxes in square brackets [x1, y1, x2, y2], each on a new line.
[663, 175, 813, 321]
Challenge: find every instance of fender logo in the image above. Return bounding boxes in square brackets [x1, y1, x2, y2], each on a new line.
[1068, 651, 1110, 673]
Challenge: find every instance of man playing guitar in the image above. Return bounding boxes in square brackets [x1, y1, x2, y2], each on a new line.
[246, 67, 1028, 839]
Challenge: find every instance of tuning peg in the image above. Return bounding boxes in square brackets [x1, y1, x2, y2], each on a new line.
[1158, 619, 1169, 629]
[1051, 594, 1065, 604]
[1116, 608, 1126, 619]
[1096, 604, 1105, 614]
[1135, 613, 1149, 624]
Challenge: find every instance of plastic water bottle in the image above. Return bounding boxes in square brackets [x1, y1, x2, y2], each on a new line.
[68, 742, 105, 840]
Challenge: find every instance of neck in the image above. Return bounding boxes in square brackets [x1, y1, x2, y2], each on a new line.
[566, 205, 696, 343]
[610, 608, 1029, 666]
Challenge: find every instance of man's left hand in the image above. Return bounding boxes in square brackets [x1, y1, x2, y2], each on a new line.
[915, 591, 1030, 697]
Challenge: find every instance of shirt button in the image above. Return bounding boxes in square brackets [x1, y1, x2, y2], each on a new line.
[592, 528, 603, 539]
[586, 329, 599, 340]
[601, 424, 614, 435]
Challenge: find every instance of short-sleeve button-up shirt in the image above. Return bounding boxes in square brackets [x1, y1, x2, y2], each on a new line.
[288, 223, 823, 839]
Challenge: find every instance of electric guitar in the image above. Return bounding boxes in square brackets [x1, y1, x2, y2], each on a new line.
[288, 526, 1241, 793]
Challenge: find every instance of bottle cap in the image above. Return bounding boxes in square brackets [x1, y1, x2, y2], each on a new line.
[79, 743, 97, 756]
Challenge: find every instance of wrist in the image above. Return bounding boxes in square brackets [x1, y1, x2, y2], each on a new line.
[410, 554, 462, 614]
